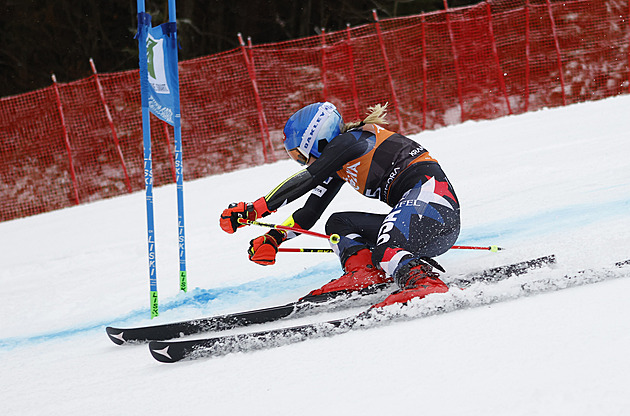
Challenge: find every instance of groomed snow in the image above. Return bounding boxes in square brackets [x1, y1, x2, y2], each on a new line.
[1, 95, 629, 415]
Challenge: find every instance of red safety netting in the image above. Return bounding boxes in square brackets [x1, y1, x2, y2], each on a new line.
[1, 0, 628, 222]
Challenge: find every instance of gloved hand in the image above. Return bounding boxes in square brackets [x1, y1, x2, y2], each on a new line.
[248, 229, 286, 265]
[220, 197, 272, 234]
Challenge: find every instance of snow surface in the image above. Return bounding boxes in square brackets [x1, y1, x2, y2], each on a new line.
[1, 96, 629, 415]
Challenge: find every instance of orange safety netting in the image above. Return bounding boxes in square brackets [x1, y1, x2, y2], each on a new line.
[1, 0, 628, 222]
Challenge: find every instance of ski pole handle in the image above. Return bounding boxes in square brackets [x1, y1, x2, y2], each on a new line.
[238, 219, 341, 244]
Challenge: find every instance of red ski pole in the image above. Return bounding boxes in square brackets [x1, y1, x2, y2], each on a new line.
[452, 245, 504, 252]
[279, 245, 503, 253]
[278, 248, 335, 253]
[238, 219, 341, 244]
[240, 219, 503, 252]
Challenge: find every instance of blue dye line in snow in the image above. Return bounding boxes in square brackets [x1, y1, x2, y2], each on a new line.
[1, 198, 627, 351]
[456, 198, 629, 247]
[0, 260, 341, 352]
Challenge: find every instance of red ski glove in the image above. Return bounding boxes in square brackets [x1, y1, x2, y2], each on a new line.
[248, 229, 286, 265]
[220, 197, 272, 234]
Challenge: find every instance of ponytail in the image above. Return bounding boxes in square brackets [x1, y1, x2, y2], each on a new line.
[341, 103, 389, 133]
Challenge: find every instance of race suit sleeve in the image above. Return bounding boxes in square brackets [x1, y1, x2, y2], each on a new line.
[290, 175, 345, 230]
[260, 132, 368, 230]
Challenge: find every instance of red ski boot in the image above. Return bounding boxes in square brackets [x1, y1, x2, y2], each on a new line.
[372, 259, 448, 308]
[302, 249, 392, 301]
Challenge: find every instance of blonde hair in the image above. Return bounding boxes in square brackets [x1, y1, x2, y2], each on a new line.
[341, 103, 389, 133]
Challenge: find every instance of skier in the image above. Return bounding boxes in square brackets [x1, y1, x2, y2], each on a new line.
[220, 102, 460, 307]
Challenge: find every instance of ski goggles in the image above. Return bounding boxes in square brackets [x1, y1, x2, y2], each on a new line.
[286, 147, 310, 166]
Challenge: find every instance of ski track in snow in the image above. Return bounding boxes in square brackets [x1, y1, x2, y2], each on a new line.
[3, 194, 628, 350]
[2, 195, 627, 351]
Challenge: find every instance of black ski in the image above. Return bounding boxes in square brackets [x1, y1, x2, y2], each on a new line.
[108, 255, 556, 345]
[148, 255, 557, 363]
[106, 281, 389, 345]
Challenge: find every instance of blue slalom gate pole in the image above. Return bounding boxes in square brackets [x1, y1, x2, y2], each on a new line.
[168, 0, 188, 292]
[137, 0, 159, 318]
[137, 0, 188, 317]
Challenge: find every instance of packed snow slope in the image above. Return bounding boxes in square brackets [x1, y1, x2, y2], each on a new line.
[1, 96, 629, 415]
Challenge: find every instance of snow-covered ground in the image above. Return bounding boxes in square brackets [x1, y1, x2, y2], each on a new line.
[1, 96, 629, 415]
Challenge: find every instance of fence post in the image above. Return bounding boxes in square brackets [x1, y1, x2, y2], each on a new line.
[442, 0, 465, 122]
[486, 1, 513, 115]
[344, 23, 361, 120]
[51, 74, 80, 205]
[524, 0, 531, 112]
[420, 15, 428, 130]
[238, 33, 275, 163]
[545, 0, 567, 106]
[89, 58, 133, 193]
[320, 28, 328, 101]
[372, 9, 404, 131]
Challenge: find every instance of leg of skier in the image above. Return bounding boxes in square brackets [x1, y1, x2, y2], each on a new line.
[303, 172, 460, 305]
[372, 174, 461, 308]
[302, 212, 392, 299]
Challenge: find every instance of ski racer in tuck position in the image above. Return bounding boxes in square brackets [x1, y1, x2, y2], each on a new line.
[220, 102, 461, 307]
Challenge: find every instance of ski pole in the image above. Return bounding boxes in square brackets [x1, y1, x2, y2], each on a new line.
[278, 248, 335, 253]
[452, 245, 504, 252]
[279, 245, 504, 253]
[238, 219, 341, 244]
[239, 219, 503, 251]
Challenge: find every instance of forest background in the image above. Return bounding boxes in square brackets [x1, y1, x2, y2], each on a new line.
[0, 0, 481, 97]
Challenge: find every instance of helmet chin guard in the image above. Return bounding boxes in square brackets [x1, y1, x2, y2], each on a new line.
[283, 102, 343, 164]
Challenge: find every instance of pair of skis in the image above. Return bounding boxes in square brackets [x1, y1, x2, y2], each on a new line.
[107, 254, 558, 363]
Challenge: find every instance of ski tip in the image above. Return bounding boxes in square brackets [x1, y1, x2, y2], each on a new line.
[105, 327, 128, 345]
[149, 341, 180, 363]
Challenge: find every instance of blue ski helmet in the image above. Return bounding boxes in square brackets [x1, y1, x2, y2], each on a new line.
[283, 102, 343, 165]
